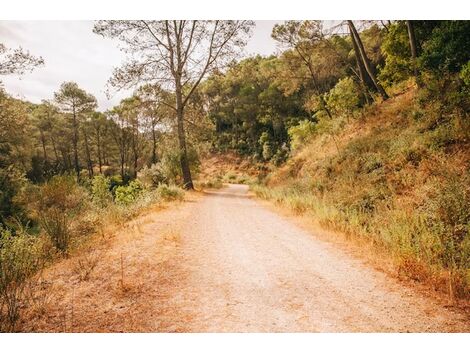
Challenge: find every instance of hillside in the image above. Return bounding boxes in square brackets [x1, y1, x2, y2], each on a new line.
[254, 85, 470, 299]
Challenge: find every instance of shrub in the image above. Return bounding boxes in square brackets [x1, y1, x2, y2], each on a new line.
[115, 180, 143, 205]
[91, 175, 112, 208]
[288, 120, 317, 152]
[326, 77, 361, 117]
[31, 176, 87, 253]
[137, 164, 167, 188]
[156, 184, 184, 201]
[200, 176, 224, 189]
[158, 147, 200, 185]
[0, 227, 47, 331]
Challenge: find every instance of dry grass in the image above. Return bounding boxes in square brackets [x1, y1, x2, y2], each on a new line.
[254, 87, 470, 302]
[17, 191, 200, 332]
[196, 151, 264, 189]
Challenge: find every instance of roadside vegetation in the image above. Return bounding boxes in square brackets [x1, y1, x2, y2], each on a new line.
[246, 21, 470, 299]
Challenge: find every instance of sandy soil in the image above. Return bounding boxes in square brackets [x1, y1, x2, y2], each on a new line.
[21, 184, 470, 332]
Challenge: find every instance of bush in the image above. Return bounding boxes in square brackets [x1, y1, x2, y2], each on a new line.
[31, 176, 87, 253]
[158, 147, 200, 185]
[0, 166, 28, 226]
[91, 175, 112, 208]
[0, 227, 47, 331]
[156, 184, 184, 201]
[288, 120, 317, 152]
[326, 77, 361, 117]
[115, 180, 143, 205]
[137, 164, 167, 188]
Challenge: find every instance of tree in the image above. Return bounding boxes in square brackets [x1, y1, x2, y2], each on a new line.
[90, 112, 107, 174]
[94, 20, 254, 189]
[107, 102, 131, 179]
[54, 82, 97, 181]
[347, 21, 389, 100]
[406, 21, 419, 80]
[272, 21, 335, 118]
[136, 84, 172, 165]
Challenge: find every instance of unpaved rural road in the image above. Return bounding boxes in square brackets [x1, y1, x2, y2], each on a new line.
[24, 184, 470, 332]
[153, 184, 469, 332]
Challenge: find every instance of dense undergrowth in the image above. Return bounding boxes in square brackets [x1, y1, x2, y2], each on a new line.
[253, 86, 470, 299]
[0, 174, 184, 331]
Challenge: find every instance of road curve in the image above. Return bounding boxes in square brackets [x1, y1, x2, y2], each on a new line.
[155, 184, 469, 332]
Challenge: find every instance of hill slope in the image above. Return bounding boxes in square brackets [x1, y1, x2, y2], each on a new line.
[254, 87, 470, 300]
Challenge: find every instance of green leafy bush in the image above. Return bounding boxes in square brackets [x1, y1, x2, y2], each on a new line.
[115, 180, 143, 205]
[288, 120, 317, 152]
[0, 227, 47, 331]
[153, 147, 201, 185]
[91, 175, 112, 208]
[326, 77, 361, 117]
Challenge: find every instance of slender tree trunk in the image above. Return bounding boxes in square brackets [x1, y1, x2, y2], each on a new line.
[60, 149, 68, 171]
[151, 123, 158, 165]
[71, 105, 80, 181]
[348, 20, 389, 100]
[349, 25, 376, 103]
[175, 81, 193, 190]
[51, 136, 59, 163]
[132, 138, 138, 179]
[96, 128, 102, 173]
[82, 126, 93, 178]
[406, 20, 420, 84]
[40, 130, 48, 161]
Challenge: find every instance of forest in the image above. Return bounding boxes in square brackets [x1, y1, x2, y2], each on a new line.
[0, 20, 469, 331]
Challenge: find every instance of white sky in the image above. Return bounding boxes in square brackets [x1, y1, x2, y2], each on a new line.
[0, 20, 280, 111]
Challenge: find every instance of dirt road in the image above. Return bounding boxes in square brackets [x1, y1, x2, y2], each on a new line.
[24, 184, 470, 332]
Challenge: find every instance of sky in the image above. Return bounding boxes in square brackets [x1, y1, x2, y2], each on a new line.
[0, 20, 280, 111]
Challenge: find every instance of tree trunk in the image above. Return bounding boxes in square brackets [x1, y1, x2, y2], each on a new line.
[151, 123, 158, 165]
[349, 25, 376, 103]
[71, 106, 80, 181]
[348, 20, 389, 100]
[82, 126, 93, 178]
[175, 83, 193, 190]
[96, 129, 102, 174]
[406, 20, 420, 83]
[51, 136, 59, 163]
[40, 130, 48, 162]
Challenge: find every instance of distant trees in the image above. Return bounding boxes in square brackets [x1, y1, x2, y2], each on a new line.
[0, 20, 469, 225]
[94, 20, 255, 189]
[54, 82, 97, 181]
[272, 21, 336, 117]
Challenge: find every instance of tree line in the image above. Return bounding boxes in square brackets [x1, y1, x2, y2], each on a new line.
[1, 20, 469, 226]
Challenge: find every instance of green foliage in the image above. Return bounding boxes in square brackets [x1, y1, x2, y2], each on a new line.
[204, 56, 310, 159]
[379, 22, 413, 86]
[0, 227, 47, 331]
[114, 180, 143, 205]
[459, 61, 470, 86]
[91, 175, 112, 208]
[288, 120, 317, 152]
[326, 77, 361, 117]
[158, 147, 200, 185]
[419, 21, 470, 74]
[0, 167, 28, 226]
